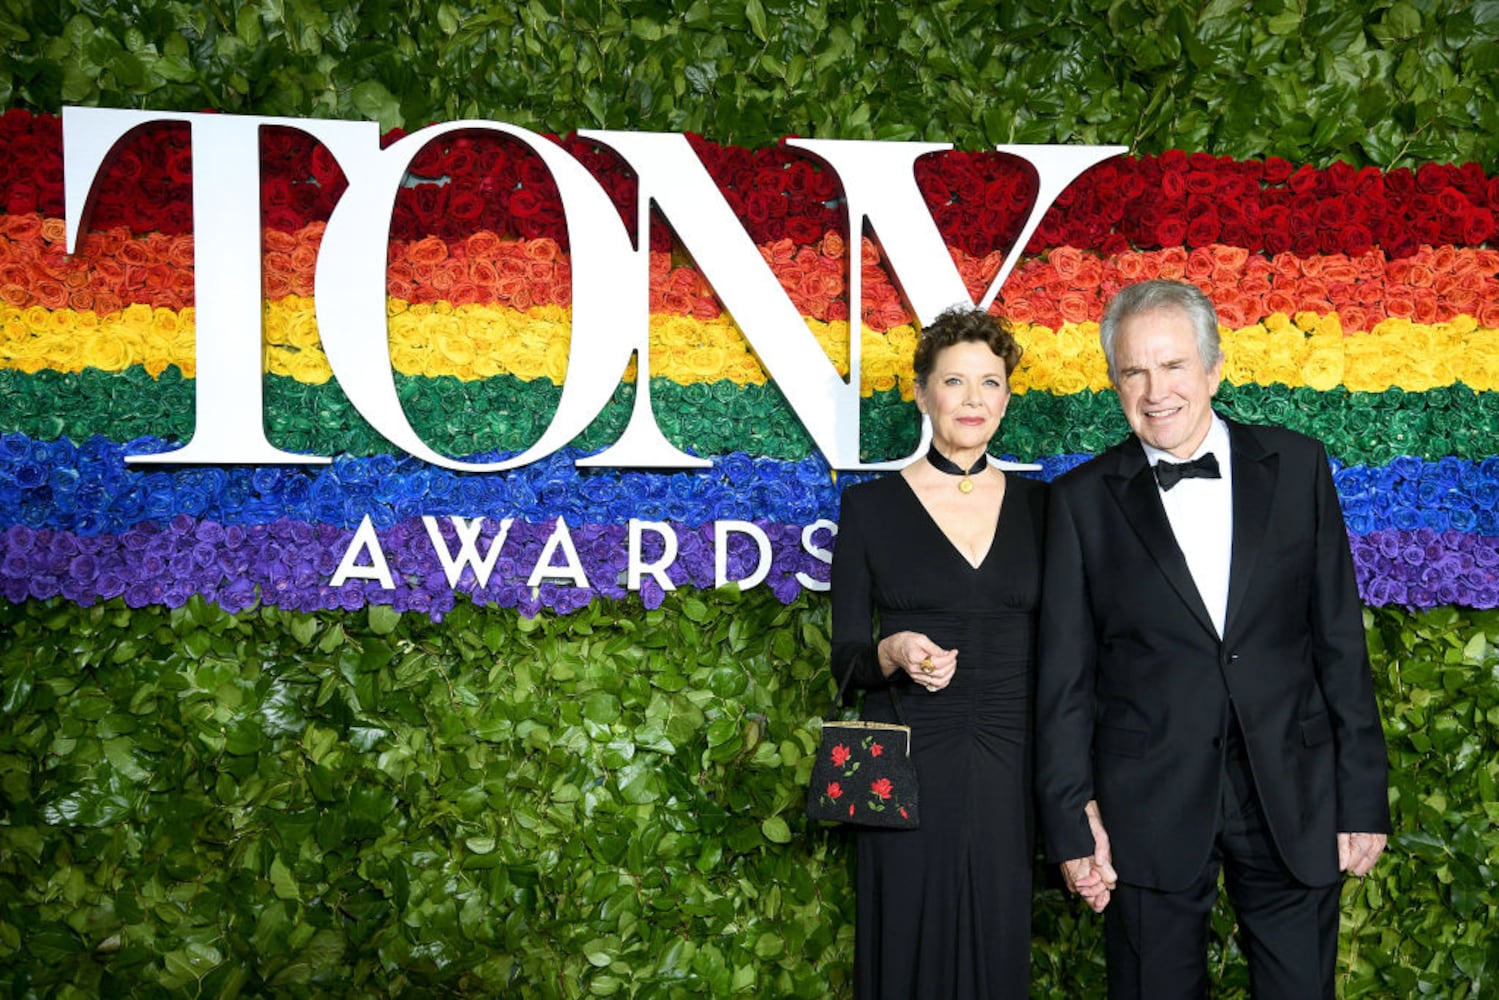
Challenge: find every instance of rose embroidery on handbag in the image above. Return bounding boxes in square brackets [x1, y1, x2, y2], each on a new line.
[808, 716, 918, 829]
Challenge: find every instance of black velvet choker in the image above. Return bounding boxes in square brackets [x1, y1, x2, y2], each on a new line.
[926, 444, 987, 493]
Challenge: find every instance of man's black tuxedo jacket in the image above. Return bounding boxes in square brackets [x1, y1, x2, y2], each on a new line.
[1036, 417, 1390, 891]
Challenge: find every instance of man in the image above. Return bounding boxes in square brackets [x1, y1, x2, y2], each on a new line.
[1035, 279, 1390, 998]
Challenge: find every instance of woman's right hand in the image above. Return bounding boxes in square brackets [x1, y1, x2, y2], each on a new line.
[877, 631, 957, 691]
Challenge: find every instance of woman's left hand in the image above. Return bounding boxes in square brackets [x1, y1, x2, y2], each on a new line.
[877, 630, 957, 692]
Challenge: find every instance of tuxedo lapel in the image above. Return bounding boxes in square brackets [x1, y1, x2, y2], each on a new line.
[1103, 441, 1218, 639]
[1223, 420, 1278, 640]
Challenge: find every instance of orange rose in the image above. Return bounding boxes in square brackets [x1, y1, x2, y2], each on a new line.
[1210, 245, 1249, 271]
[1412, 289, 1439, 325]
[289, 243, 317, 273]
[1156, 247, 1188, 279]
[33, 278, 68, 309]
[648, 251, 672, 280]
[466, 230, 502, 258]
[1240, 275, 1272, 297]
[118, 241, 151, 267]
[820, 231, 845, 258]
[1114, 252, 1149, 281]
[1406, 263, 1435, 288]
[448, 281, 482, 307]
[264, 228, 297, 254]
[1384, 289, 1416, 318]
[1265, 290, 1296, 315]
[0, 284, 27, 307]
[469, 259, 500, 286]
[39, 216, 67, 245]
[264, 272, 292, 299]
[159, 235, 191, 270]
[1058, 291, 1092, 324]
[524, 238, 560, 262]
[2, 213, 42, 242]
[1319, 258, 1356, 284]
[406, 236, 448, 265]
[1336, 307, 1367, 334]
[1049, 246, 1083, 281]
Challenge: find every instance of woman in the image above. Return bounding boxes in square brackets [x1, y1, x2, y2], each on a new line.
[830, 306, 1042, 998]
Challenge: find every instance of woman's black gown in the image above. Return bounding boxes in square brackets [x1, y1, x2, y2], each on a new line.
[830, 471, 1045, 999]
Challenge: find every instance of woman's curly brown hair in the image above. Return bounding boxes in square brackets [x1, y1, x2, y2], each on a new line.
[911, 307, 1022, 386]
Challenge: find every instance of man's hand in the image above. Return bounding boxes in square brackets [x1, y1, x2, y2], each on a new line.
[1338, 831, 1387, 876]
[1060, 799, 1118, 912]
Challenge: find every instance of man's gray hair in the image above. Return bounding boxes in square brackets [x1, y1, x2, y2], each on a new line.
[1099, 280, 1223, 383]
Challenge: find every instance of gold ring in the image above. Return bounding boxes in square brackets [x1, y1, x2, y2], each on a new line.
[920, 657, 934, 674]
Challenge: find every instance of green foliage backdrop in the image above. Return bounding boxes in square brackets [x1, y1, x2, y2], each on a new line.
[3, 595, 1499, 996]
[4, 0, 1499, 995]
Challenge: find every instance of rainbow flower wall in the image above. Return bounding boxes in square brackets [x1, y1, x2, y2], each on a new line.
[4, 115, 1497, 615]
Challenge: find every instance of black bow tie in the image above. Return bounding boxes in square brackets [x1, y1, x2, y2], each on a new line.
[1154, 453, 1221, 491]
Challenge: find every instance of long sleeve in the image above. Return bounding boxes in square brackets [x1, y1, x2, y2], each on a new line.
[1034, 483, 1100, 863]
[829, 485, 890, 691]
[1309, 443, 1392, 833]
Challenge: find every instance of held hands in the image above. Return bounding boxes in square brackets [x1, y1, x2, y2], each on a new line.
[1060, 799, 1117, 912]
[877, 631, 957, 692]
[1338, 832, 1387, 877]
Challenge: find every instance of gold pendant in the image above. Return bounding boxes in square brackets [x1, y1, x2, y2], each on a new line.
[959, 476, 974, 494]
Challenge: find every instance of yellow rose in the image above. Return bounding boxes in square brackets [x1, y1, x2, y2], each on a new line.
[1301, 350, 1345, 391]
[1223, 344, 1267, 386]
[1054, 322, 1092, 359]
[284, 347, 333, 384]
[1050, 367, 1089, 395]
[82, 331, 132, 372]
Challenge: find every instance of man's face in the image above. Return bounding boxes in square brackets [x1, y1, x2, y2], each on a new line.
[1112, 306, 1223, 459]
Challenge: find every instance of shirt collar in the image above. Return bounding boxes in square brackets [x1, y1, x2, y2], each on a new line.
[1141, 413, 1229, 467]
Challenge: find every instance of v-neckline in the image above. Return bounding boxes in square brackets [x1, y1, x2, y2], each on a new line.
[897, 473, 1008, 571]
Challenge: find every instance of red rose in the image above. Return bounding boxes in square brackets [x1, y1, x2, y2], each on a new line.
[1155, 217, 1187, 247]
[1415, 162, 1450, 193]
[827, 782, 843, 800]
[1183, 170, 1217, 196]
[447, 188, 486, 224]
[831, 744, 851, 768]
[1184, 212, 1221, 247]
[849, 804, 856, 817]
[1464, 208, 1495, 244]
[870, 778, 893, 800]
[869, 742, 883, 758]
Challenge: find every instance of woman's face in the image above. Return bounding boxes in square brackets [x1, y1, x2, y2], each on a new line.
[915, 340, 1010, 454]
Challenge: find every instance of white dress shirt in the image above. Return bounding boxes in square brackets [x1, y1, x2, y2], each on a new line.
[1142, 415, 1233, 638]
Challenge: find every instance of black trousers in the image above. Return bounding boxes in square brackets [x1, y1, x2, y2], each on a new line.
[1104, 725, 1341, 1000]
